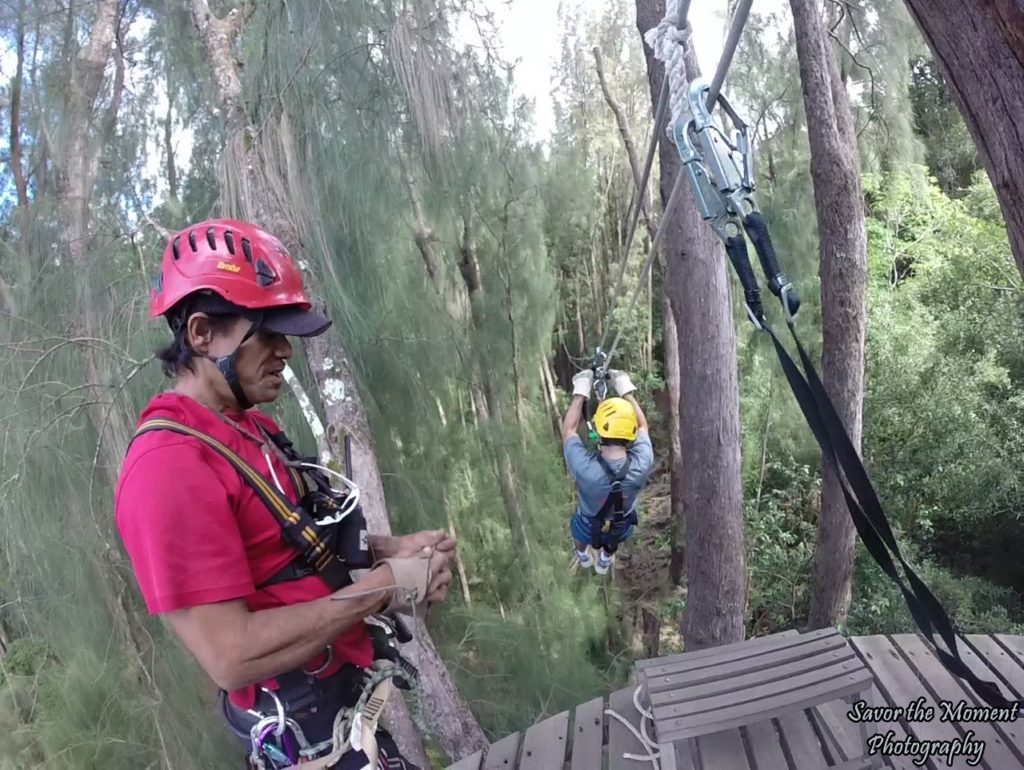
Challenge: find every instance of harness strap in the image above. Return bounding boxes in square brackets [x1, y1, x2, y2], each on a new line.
[133, 418, 351, 591]
[722, 214, 1022, 714]
[591, 455, 633, 549]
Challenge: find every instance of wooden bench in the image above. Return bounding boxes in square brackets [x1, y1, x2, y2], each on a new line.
[636, 628, 881, 769]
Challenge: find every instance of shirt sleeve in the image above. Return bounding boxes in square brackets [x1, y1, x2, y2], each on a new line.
[563, 435, 591, 481]
[630, 430, 655, 476]
[115, 439, 255, 614]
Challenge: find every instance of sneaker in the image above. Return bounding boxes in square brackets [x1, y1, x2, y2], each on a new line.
[575, 549, 594, 569]
[595, 550, 614, 575]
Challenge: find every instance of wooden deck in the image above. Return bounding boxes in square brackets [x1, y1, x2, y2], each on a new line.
[445, 633, 1024, 770]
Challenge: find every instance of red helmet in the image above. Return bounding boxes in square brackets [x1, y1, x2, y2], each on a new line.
[150, 219, 330, 337]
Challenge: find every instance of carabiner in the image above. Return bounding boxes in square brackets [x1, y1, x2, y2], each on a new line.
[259, 686, 287, 737]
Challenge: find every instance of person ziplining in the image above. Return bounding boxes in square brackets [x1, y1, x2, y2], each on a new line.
[561, 367, 655, 575]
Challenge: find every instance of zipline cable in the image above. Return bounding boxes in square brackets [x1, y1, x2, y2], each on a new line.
[706, 0, 753, 109]
[595, 0, 692, 363]
[602, 169, 690, 373]
[597, 0, 753, 377]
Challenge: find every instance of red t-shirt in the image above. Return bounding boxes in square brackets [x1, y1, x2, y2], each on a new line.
[114, 392, 373, 709]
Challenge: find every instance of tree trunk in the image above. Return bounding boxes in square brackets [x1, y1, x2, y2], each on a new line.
[641, 607, 661, 658]
[163, 65, 179, 204]
[539, 358, 561, 439]
[54, 0, 134, 479]
[790, 0, 868, 629]
[51, 0, 161, 706]
[635, 0, 747, 650]
[189, 2, 487, 764]
[901, 0, 1024, 277]
[663, 288, 686, 586]
[10, 0, 32, 307]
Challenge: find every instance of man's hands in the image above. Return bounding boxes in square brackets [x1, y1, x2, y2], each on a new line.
[572, 369, 594, 398]
[372, 530, 455, 605]
[608, 369, 637, 397]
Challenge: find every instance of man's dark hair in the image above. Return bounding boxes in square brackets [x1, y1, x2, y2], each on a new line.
[155, 297, 241, 378]
[599, 437, 631, 447]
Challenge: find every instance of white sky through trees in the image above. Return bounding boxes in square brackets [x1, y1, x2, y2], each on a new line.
[484, 0, 734, 143]
[0, 1, 754, 204]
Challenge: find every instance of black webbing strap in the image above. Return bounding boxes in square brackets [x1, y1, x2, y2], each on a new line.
[592, 455, 633, 548]
[133, 418, 350, 590]
[723, 222, 1022, 712]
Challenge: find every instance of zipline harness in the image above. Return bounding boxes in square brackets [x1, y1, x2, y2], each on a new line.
[596, 0, 1024, 717]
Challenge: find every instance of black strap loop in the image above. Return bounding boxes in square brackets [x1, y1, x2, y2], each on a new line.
[761, 322, 1020, 711]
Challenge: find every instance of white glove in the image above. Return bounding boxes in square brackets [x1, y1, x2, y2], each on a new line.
[608, 369, 636, 397]
[572, 369, 594, 398]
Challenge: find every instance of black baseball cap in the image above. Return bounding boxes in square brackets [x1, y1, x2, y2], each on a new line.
[178, 291, 333, 338]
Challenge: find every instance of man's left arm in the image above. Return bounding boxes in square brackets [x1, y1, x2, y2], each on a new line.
[561, 394, 586, 444]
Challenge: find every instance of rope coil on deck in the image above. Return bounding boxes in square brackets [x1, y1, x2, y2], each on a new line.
[604, 684, 661, 768]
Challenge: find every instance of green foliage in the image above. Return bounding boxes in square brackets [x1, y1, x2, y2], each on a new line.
[744, 460, 819, 634]
[908, 57, 981, 196]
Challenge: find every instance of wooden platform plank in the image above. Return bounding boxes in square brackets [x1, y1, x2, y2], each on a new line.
[647, 634, 856, 700]
[519, 710, 570, 770]
[776, 710, 827, 770]
[829, 760, 877, 770]
[994, 634, 1024, 662]
[890, 633, 1023, 769]
[657, 742, 679, 770]
[850, 636, 974, 770]
[642, 629, 841, 681]
[861, 683, 919, 770]
[607, 686, 650, 769]
[965, 635, 1024, 700]
[634, 630, 799, 671]
[695, 728, 751, 770]
[811, 699, 863, 764]
[655, 668, 874, 742]
[671, 740, 698, 770]
[743, 720, 789, 770]
[482, 731, 522, 770]
[447, 750, 483, 770]
[569, 696, 604, 770]
[652, 659, 867, 721]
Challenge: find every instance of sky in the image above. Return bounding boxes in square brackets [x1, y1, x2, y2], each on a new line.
[0, 0, 739, 201]
[479, 0, 733, 142]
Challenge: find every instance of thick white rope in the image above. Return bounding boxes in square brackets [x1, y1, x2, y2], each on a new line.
[642, 0, 693, 147]
[603, 684, 661, 768]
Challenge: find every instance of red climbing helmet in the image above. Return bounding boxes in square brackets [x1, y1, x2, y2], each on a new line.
[150, 218, 331, 337]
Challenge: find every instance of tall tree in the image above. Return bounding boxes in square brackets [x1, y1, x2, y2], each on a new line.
[634, 0, 747, 649]
[790, 0, 868, 628]
[187, 1, 487, 764]
[900, 0, 1024, 277]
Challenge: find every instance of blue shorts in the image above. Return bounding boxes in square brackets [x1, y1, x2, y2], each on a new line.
[571, 509, 635, 548]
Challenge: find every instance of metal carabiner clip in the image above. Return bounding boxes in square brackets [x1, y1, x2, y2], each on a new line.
[259, 686, 287, 737]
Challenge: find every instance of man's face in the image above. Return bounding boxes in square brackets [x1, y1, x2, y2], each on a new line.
[204, 317, 294, 406]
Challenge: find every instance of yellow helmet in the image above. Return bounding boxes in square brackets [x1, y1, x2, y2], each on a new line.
[593, 397, 638, 442]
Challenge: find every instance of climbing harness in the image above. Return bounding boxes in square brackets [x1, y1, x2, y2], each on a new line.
[634, 0, 1023, 714]
[133, 418, 371, 591]
[590, 454, 638, 553]
[127, 420, 421, 766]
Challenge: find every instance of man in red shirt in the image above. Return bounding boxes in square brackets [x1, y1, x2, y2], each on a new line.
[115, 219, 453, 769]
